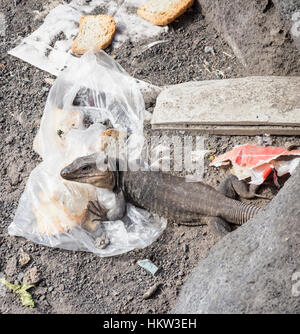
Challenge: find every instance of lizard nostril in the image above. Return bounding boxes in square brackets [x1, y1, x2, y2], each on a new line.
[60, 169, 67, 178]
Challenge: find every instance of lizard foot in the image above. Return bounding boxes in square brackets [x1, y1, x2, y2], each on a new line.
[207, 217, 231, 238]
[220, 175, 270, 200]
[94, 234, 110, 249]
[87, 200, 109, 222]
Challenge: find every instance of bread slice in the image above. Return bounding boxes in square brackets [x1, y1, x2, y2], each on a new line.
[137, 0, 194, 26]
[100, 129, 128, 158]
[71, 15, 116, 55]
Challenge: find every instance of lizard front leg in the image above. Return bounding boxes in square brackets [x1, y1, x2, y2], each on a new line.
[87, 190, 126, 223]
[87, 200, 109, 222]
[219, 174, 269, 199]
[207, 177, 236, 238]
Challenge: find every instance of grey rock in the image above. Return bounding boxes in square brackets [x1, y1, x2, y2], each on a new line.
[23, 266, 41, 285]
[183, 244, 189, 253]
[144, 110, 152, 123]
[18, 248, 31, 267]
[5, 257, 17, 278]
[172, 166, 300, 314]
[14, 111, 27, 126]
[7, 164, 20, 186]
[35, 287, 47, 295]
[204, 46, 215, 55]
[17, 272, 24, 282]
[197, 0, 300, 75]
[4, 135, 14, 145]
[136, 80, 163, 109]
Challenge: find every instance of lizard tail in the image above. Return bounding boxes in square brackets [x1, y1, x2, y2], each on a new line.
[234, 202, 261, 225]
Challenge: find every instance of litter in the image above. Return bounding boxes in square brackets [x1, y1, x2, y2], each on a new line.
[137, 0, 194, 26]
[44, 77, 55, 85]
[137, 259, 160, 276]
[211, 144, 300, 185]
[8, 51, 167, 257]
[142, 282, 162, 299]
[138, 40, 167, 55]
[71, 14, 116, 55]
[8, 0, 167, 76]
[0, 278, 35, 308]
[204, 46, 215, 56]
[222, 51, 235, 59]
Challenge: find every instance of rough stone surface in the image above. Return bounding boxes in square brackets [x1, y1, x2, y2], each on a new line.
[197, 0, 300, 75]
[151, 77, 300, 133]
[172, 166, 300, 314]
[273, 0, 300, 51]
[4, 257, 17, 278]
[18, 248, 31, 267]
[7, 165, 20, 186]
[23, 266, 41, 285]
[273, 0, 300, 25]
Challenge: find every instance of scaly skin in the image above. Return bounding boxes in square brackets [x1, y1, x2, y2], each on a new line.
[119, 170, 260, 225]
[60, 153, 261, 225]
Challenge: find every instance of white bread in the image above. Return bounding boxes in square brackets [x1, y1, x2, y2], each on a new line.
[137, 0, 194, 26]
[34, 184, 99, 235]
[71, 14, 116, 55]
[33, 107, 82, 156]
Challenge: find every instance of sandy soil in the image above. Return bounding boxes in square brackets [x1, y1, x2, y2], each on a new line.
[0, 0, 299, 314]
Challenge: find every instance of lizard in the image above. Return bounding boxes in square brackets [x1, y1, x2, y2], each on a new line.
[60, 152, 264, 235]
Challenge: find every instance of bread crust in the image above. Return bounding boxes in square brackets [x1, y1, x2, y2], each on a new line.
[71, 14, 116, 55]
[137, 0, 194, 26]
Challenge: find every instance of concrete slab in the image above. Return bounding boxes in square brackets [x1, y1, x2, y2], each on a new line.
[151, 124, 300, 136]
[151, 76, 300, 135]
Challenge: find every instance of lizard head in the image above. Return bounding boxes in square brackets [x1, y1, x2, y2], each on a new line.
[60, 153, 116, 191]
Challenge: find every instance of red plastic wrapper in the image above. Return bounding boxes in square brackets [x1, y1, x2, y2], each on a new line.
[210, 144, 300, 185]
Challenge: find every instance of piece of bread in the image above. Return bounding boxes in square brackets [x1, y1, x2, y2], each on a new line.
[71, 15, 116, 55]
[34, 184, 98, 235]
[137, 0, 194, 26]
[100, 129, 128, 158]
[33, 107, 83, 156]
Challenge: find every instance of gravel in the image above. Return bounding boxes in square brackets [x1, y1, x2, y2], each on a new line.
[0, 0, 299, 314]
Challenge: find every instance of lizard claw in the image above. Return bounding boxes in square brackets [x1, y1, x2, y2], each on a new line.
[250, 193, 271, 200]
[87, 200, 109, 222]
[94, 234, 110, 249]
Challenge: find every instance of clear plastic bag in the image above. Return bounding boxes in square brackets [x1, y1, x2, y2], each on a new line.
[8, 51, 167, 257]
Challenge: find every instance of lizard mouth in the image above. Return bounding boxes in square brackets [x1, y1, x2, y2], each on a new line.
[60, 168, 115, 190]
[60, 171, 104, 182]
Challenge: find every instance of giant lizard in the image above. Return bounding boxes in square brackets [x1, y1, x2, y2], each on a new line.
[60, 153, 264, 233]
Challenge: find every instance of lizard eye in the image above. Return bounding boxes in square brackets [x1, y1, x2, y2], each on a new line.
[82, 165, 91, 171]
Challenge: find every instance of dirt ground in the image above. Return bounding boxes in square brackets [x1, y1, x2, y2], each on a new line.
[0, 0, 299, 314]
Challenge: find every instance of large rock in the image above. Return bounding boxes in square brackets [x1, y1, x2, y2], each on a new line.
[151, 76, 300, 135]
[172, 166, 300, 314]
[197, 0, 300, 76]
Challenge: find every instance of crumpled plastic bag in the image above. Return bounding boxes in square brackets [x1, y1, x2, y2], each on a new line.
[210, 144, 300, 185]
[8, 51, 167, 257]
